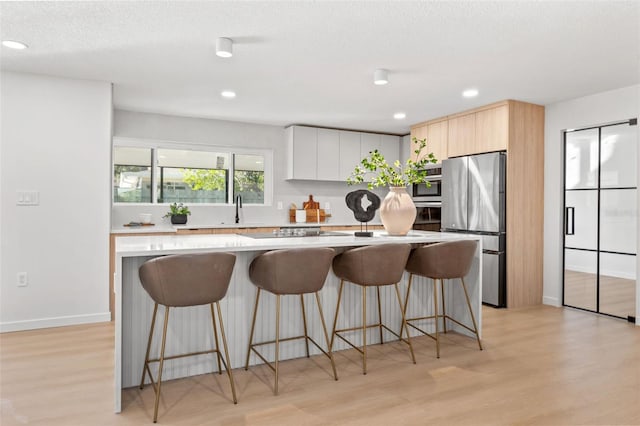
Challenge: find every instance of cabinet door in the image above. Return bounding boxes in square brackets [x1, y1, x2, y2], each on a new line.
[448, 113, 476, 157]
[380, 135, 400, 165]
[291, 126, 317, 179]
[317, 128, 340, 181]
[476, 105, 508, 153]
[360, 133, 381, 158]
[339, 130, 361, 181]
[410, 124, 428, 162]
[427, 120, 448, 163]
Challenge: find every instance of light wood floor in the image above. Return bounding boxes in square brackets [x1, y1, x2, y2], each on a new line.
[564, 270, 636, 318]
[2, 305, 639, 425]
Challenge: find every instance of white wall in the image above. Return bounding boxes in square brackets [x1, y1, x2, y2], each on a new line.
[112, 110, 391, 227]
[0, 72, 112, 332]
[543, 84, 640, 324]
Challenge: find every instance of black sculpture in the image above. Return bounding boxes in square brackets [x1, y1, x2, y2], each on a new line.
[345, 190, 380, 237]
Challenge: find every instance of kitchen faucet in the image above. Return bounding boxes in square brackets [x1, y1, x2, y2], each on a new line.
[235, 195, 243, 224]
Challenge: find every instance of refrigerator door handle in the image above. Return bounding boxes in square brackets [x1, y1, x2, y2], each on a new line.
[565, 206, 575, 235]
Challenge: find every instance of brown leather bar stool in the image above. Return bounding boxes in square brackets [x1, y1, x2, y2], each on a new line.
[330, 243, 415, 375]
[404, 240, 482, 358]
[138, 252, 237, 423]
[245, 248, 337, 395]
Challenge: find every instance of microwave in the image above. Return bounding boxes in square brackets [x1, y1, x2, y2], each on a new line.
[412, 166, 442, 202]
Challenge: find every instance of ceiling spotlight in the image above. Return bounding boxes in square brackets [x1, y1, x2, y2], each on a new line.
[216, 37, 233, 58]
[463, 88, 479, 98]
[2, 40, 28, 50]
[374, 69, 389, 85]
[393, 112, 406, 120]
[221, 90, 236, 99]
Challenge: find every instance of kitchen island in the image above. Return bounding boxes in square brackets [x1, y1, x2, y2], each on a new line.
[113, 230, 482, 412]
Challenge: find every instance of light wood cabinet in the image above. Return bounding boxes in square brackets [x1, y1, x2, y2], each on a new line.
[447, 113, 476, 157]
[408, 100, 545, 308]
[476, 104, 509, 153]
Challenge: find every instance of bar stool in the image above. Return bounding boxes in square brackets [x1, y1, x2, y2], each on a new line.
[245, 248, 337, 395]
[330, 243, 415, 375]
[403, 240, 482, 358]
[138, 252, 237, 423]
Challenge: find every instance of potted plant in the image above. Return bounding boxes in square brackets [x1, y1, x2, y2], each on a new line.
[347, 137, 437, 235]
[163, 202, 191, 225]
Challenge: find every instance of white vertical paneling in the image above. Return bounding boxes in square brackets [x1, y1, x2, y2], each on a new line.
[121, 248, 480, 389]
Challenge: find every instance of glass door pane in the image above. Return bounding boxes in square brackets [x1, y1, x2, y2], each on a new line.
[600, 124, 637, 188]
[599, 253, 636, 318]
[564, 190, 598, 250]
[564, 249, 597, 311]
[600, 188, 637, 254]
[565, 128, 599, 190]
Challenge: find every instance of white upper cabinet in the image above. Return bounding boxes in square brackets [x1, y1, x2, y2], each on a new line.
[339, 130, 361, 181]
[317, 128, 340, 181]
[287, 126, 317, 180]
[287, 126, 398, 182]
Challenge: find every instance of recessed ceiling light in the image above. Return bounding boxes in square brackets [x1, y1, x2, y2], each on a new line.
[221, 90, 236, 99]
[374, 69, 389, 85]
[393, 112, 406, 120]
[2, 40, 28, 50]
[462, 89, 479, 98]
[216, 37, 233, 58]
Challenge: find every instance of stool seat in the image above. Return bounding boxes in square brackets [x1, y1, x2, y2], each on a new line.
[138, 252, 238, 423]
[403, 240, 482, 359]
[245, 247, 337, 395]
[249, 248, 334, 294]
[330, 243, 415, 374]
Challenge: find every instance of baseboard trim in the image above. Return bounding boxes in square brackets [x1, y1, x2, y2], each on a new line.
[0, 312, 111, 333]
[543, 296, 561, 307]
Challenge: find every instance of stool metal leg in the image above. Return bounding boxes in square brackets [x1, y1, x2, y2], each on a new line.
[362, 286, 367, 375]
[401, 274, 414, 339]
[433, 279, 440, 359]
[329, 280, 345, 352]
[274, 294, 281, 395]
[394, 283, 416, 364]
[460, 277, 483, 351]
[215, 302, 238, 403]
[152, 306, 170, 423]
[210, 303, 223, 375]
[300, 294, 310, 358]
[315, 291, 338, 381]
[140, 302, 158, 389]
[441, 279, 447, 333]
[376, 287, 384, 345]
[245, 288, 261, 370]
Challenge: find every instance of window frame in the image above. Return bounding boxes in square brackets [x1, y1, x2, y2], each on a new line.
[112, 137, 273, 206]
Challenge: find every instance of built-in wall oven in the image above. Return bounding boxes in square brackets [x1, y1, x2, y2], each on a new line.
[412, 165, 442, 202]
[412, 165, 442, 231]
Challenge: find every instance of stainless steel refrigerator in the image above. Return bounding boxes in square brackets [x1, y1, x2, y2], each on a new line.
[441, 152, 506, 307]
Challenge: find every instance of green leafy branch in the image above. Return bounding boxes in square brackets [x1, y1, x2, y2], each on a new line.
[347, 137, 437, 189]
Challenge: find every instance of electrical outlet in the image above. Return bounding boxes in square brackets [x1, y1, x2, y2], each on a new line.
[277, 201, 283, 210]
[17, 272, 28, 287]
[324, 202, 331, 210]
[17, 190, 39, 206]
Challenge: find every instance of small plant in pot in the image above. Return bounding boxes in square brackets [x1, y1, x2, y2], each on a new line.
[347, 137, 437, 235]
[163, 202, 191, 225]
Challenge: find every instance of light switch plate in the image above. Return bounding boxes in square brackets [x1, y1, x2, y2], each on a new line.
[17, 190, 39, 206]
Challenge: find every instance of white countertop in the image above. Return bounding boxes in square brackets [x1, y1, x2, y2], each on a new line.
[111, 221, 384, 234]
[115, 230, 479, 257]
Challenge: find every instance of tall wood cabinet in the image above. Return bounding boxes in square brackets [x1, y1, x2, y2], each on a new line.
[410, 100, 544, 308]
[410, 119, 448, 163]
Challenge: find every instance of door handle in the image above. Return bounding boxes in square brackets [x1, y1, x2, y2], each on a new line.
[565, 207, 575, 235]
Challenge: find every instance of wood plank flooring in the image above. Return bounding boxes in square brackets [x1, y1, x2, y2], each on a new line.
[1, 305, 639, 425]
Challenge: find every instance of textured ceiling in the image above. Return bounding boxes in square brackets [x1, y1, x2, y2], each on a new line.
[1, 1, 638, 134]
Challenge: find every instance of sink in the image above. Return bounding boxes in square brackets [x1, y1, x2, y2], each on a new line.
[240, 230, 350, 239]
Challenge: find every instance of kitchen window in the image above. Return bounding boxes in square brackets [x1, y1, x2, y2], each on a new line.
[113, 139, 272, 205]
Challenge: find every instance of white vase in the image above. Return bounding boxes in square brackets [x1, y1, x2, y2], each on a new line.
[379, 187, 417, 236]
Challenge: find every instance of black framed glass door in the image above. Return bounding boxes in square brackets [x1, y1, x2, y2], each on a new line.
[563, 119, 637, 320]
